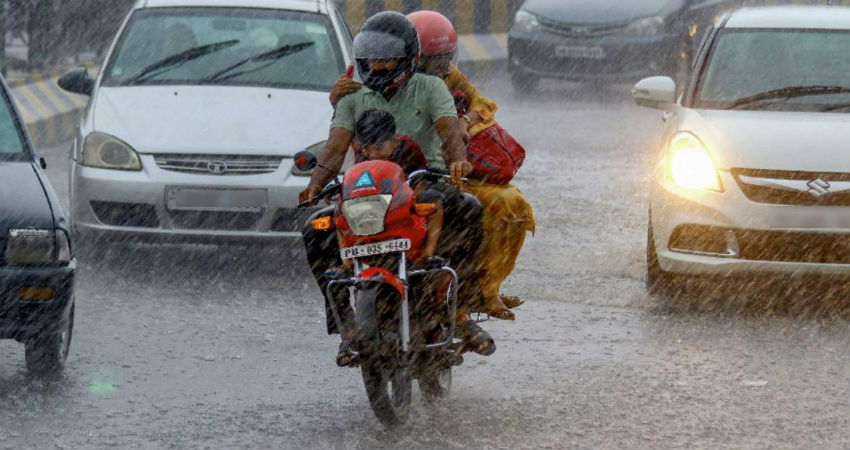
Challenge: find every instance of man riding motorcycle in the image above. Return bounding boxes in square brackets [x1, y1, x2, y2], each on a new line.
[299, 11, 494, 363]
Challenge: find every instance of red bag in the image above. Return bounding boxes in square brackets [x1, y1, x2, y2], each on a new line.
[466, 124, 526, 185]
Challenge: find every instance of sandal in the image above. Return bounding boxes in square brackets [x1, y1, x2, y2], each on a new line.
[483, 297, 516, 321]
[336, 342, 359, 367]
[500, 295, 525, 310]
[457, 321, 496, 356]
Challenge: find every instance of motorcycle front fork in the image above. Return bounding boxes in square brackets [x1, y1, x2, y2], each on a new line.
[325, 252, 460, 358]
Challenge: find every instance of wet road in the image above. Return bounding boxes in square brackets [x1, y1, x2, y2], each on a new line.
[1, 76, 848, 450]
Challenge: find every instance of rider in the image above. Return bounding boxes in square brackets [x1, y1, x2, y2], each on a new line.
[299, 12, 495, 362]
[330, 10, 536, 321]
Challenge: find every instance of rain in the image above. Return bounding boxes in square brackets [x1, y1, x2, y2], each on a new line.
[0, 0, 848, 449]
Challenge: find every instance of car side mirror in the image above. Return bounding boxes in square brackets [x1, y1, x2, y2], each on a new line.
[58, 68, 95, 97]
[39, 157, 47, 169]
[632, 76, 677, 110]
[294, 151, 318, 172]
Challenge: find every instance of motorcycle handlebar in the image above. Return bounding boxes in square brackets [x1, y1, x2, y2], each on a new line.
[298, 183, 341, 208]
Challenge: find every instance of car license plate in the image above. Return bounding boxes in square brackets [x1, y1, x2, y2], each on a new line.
[555, 45, 604, 59]
[166, 188, 267, 212]
[340, 239, 411, 260]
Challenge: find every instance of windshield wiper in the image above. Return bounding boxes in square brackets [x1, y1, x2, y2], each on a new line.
[202, 41, 314, 83]
[122, 39, 240, 85]
[729, 85, 850, 110]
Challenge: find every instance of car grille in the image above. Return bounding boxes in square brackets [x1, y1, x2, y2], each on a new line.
[732, 169, 850, 207]
[270, 208, 317, 233]
[169, 211, 263, 231]
[154, 154, 284, 176]
[538, 18, 627, 38]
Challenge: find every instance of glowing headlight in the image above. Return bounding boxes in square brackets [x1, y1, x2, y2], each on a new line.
[625, 16, 664, 36]
[343, 195, 392, 236]
[82, 132, 142, 171]
[513, 10, 541, 33]
[4, 229, 71, 265]
[667, 132, 722, 192]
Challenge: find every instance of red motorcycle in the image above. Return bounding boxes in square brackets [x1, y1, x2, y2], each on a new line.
[297, 152, 463, 427]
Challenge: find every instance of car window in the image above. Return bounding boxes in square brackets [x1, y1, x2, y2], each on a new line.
[695, 29, 850, 111]
[102, 7, 344, 91]
[0, 89, 25, 155]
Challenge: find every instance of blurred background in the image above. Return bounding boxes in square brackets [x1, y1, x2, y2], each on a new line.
[2, 0, 849, 74]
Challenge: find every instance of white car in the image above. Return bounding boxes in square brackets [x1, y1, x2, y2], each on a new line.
[632, 5, 850, 294]
[58, 0, 353, 243]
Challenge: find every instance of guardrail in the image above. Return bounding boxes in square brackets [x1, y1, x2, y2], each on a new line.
[334, 0, 524, 34]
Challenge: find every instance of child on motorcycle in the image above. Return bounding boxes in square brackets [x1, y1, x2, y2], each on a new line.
[337, 109, 445, 267]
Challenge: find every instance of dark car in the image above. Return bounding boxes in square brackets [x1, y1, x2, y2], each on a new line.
[508, 0, 738, 89]
[0, 76, 75, 376]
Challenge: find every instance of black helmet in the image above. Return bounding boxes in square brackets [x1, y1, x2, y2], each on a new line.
[353, 11, 420, 94]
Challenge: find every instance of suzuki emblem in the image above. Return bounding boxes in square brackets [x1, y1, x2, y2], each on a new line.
[208, 161, 228, 175]
[806, 178, 830, 197]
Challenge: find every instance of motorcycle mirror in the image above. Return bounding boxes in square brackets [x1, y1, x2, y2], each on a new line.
[294, 151, 318, 172]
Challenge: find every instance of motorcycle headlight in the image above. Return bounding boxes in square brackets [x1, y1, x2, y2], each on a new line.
[625, 16, 664, 36]
[82, 132, 142, 171]
[513, 10, 541, 33]
[666, 132, 723, 192]
[342, 195, 392, 236]
[4, 229, 71, 265]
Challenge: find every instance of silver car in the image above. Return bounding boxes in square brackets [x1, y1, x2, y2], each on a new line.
[58, 0, 354, 243]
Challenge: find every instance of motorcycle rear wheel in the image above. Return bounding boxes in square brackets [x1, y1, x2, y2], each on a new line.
[419, 365, 452, 403]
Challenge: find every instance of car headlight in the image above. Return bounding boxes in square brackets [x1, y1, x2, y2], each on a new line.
[291, 141, 327, 176]
[666, 132, 723, 192]
[625, 16, 664, 36]
[513, 10, 541, 33]
[4, 229, 72, 265]
[82, 132, 142, 171]
[343, 195, 392, 236]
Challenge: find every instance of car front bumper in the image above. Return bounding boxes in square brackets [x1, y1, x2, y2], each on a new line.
[651, 170, 850, 277]
[0, 261, 75, 340]
[508, 30, 681, 82]
[70, 155, 318, 242]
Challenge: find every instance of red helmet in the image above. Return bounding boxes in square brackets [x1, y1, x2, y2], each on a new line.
[407, 10, 458, 57]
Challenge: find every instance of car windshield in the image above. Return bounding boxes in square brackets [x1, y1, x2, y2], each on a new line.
[101, 7, 344, 91]
[695, 29, 850, 111]
[0, 88, 26, 158]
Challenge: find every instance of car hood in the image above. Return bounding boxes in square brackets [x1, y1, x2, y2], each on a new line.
[92, 86, 333, 155]
[522, 0, 682, 24]
[0, 162, 53, 234]
[679, 109, 850, 173]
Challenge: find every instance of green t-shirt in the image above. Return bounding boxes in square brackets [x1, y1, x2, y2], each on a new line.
[331, 72, 457, 168]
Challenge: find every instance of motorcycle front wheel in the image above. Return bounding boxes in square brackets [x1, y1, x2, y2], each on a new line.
[360, 359, 412, 427]
[356, 283, 412, 427]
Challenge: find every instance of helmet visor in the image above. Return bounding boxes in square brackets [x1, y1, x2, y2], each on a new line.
[353, 30, 409, 60]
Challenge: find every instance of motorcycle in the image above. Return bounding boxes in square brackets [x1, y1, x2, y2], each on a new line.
[296, 152, 464, 427]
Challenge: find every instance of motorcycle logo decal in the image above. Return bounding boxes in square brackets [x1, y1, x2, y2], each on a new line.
[354, 171, 375, 189]
[806, 178, 831, 197]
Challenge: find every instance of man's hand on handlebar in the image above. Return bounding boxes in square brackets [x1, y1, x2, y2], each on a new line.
[298, 184, 324, 205]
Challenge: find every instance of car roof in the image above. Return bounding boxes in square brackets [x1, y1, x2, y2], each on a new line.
[725, 6, 850, 30]
[135, 0, 327, 13]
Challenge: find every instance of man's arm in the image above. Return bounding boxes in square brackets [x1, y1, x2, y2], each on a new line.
[435, 116, 473, 179]
[299, 127, 353, 203]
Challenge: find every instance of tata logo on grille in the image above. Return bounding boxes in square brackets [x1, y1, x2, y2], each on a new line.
[571, 26, 590, 35]
[806, 178, 831, 197]
[208, 161, 228, 175]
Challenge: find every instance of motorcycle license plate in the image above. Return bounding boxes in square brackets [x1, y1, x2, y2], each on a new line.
[340, 239, 411, 260]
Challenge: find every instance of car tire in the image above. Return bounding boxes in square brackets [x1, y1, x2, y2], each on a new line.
[646, 217, 675, 298]
[25, 303, 74, 377]
[510, 68, 539, 92]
